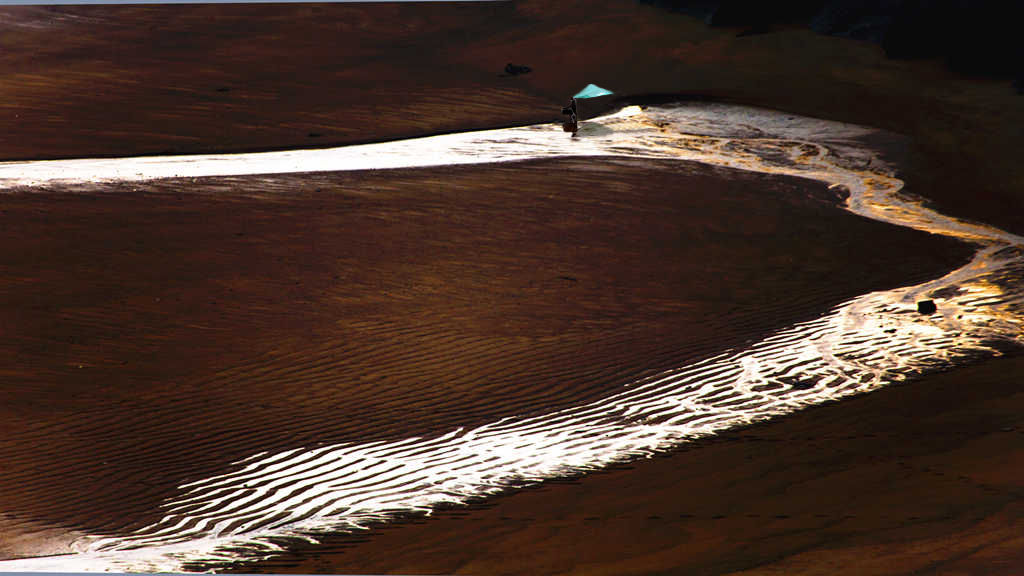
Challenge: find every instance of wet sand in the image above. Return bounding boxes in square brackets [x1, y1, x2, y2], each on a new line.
[239, 353, 1024, 576]
[0, 158, 972, 561]
[2, 0, 1023, 236]
[1, 0, 1023, 573]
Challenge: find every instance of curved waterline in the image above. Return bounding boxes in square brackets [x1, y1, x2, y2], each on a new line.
[2, 102, 1022, 572]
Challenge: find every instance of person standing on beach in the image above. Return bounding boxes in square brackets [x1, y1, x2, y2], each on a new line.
[561, 97, 578, 135]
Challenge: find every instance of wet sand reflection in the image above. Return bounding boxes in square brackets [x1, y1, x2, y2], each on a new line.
[1, 103, 1021, 570]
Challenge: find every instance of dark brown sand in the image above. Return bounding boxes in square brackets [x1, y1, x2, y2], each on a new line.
[239, 353, 1024, 576]
[0, 158, 970, 560]
[2, 0, 1023, 235]
[1, 0, 1023, 573]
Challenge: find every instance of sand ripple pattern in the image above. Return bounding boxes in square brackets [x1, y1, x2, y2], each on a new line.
[3, 103, 1023, 572]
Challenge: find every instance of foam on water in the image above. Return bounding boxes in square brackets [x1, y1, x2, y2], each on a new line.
[2, 102, 1022, 572]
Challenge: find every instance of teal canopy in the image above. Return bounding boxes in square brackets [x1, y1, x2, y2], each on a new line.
[573, 84, 613, 99]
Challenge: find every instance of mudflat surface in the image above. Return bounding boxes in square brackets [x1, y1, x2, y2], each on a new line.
[1, 0, 1023, 235]
[0, 157, 970, 559]
[239, 353, 1024, 576]
[2, 1, 1023, 573]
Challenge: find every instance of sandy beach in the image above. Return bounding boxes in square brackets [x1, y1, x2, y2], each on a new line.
[1, 1, 1023, 573]
[0, 157, 972, 555]
[230, 354, 1024, 576]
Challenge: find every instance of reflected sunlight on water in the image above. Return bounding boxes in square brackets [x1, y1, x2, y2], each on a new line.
[2, 102, 1022, 572]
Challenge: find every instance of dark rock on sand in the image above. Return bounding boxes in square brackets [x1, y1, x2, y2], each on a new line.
[917, 299, 937, 314]
[504, 63, 532, 76]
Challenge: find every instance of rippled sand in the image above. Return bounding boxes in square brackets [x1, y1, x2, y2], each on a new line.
[6, 101, 1023, 571]
[238, 353, 1024, 576]
[0, 156, 964, 558]
[3, 0, 1024, 570]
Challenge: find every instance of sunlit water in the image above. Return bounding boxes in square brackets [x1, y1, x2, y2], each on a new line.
[2, 102, 1022, 572]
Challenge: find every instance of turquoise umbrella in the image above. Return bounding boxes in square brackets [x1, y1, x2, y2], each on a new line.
[573, 84, 614, 99]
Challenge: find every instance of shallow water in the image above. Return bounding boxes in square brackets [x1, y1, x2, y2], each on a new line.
[2, 102, 1022, 572]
